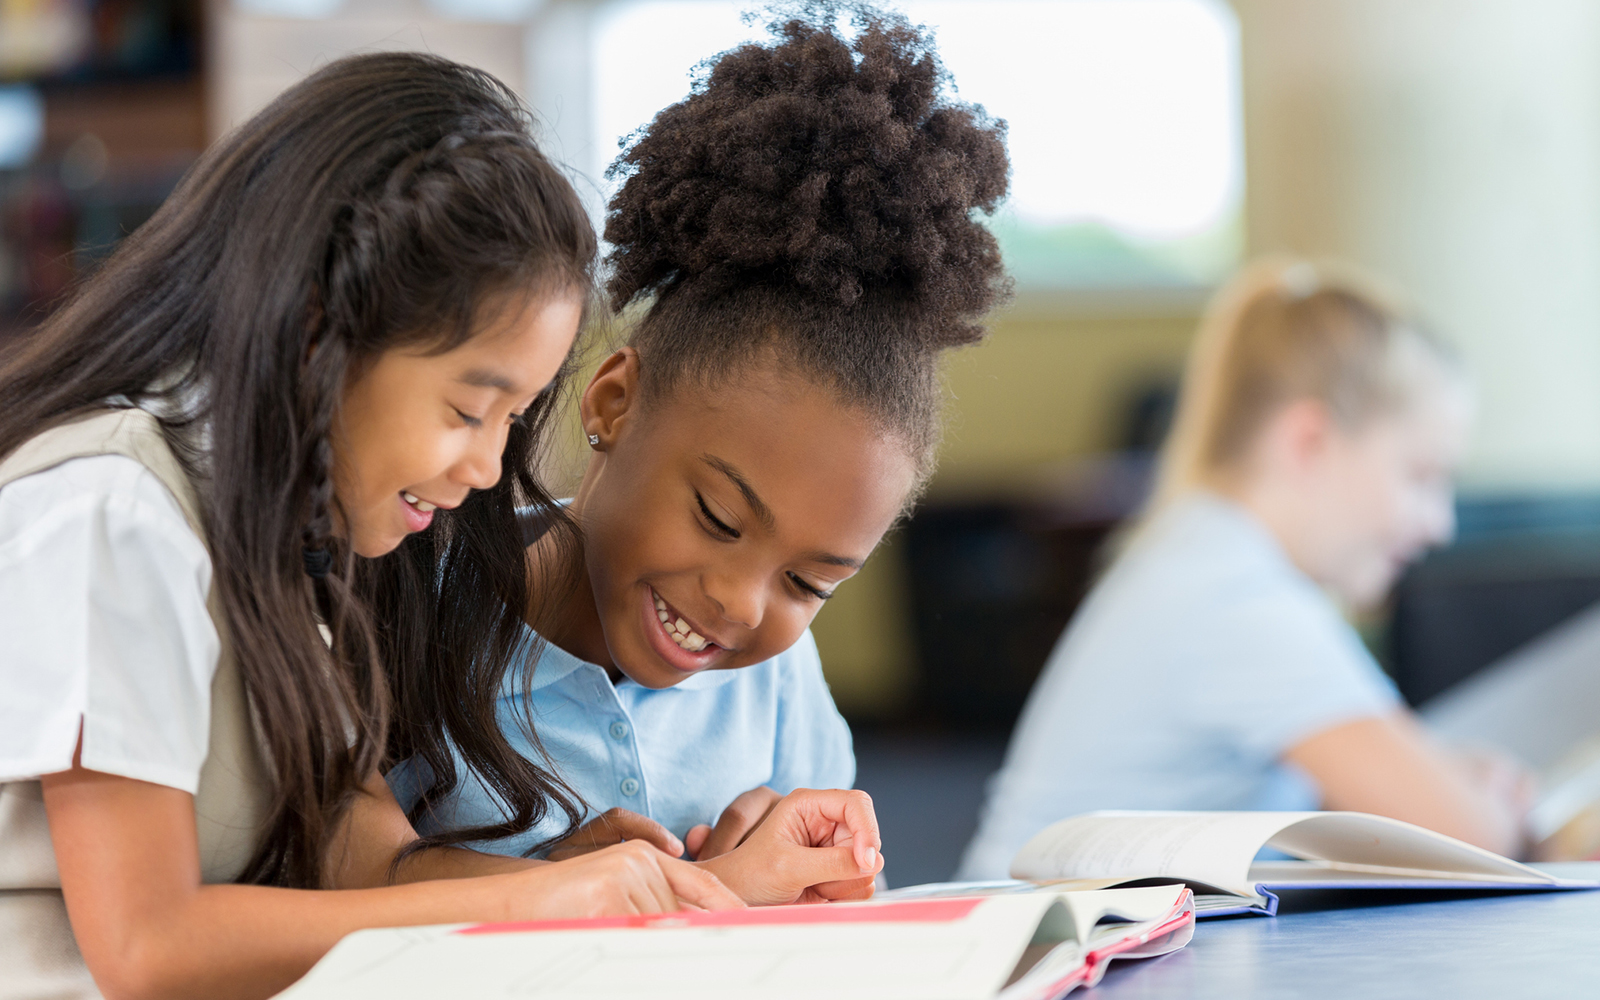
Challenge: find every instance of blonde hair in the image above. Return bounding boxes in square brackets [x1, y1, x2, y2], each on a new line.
[1149, 257, 1458, 513]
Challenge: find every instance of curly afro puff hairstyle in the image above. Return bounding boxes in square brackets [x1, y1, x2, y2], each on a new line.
[604, 1, 1011, 485]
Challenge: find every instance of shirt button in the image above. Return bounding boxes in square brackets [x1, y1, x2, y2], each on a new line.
[609, 721, 630, 741]
[620, 777, 640, 797]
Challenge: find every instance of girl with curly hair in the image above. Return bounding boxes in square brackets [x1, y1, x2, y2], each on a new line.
[0, 51, 883, 1000]
[393, 5, 1010, 891]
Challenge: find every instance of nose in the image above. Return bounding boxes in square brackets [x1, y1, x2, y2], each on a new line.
[703, 570, 765, 632]
[453, 426, 506, 492]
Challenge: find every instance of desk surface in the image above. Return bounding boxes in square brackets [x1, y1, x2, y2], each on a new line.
[1091, 863, 1600, 999]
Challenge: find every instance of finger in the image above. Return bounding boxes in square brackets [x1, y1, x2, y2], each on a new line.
[661, 857, 745, 911]
[684, 824, 711, 860]
[590, 808, 685, 857]
[785, 789, 882, 873]
[808, 875, 878, 902]
[699, 787, 783, 861]
[777, 843, 879, 893]
[612, 841, 677, 914]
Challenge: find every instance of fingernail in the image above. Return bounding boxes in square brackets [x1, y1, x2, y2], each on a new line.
[861, 846, 878, 872]
[671, 838, 684, 855]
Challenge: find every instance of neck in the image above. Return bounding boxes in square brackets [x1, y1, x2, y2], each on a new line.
[526, 530, 620, 680]
[1210, 468, 1315, 578]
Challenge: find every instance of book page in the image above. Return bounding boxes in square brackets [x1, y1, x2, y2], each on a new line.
[1010, 811, 1552, 896]
[1264, 812, 1554, 882]
[275, 896, 1063, 1000]
[1010, 812, 1317, 896]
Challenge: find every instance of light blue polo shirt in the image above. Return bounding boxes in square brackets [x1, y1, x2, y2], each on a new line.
[957, 492, 1401, 880]
[390, 626, 855, 857]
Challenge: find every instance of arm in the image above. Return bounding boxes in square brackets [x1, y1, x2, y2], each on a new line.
[322, 773, 542, 888]
[1284, 711, 1531, 857]
[44, 754, 742, 1000]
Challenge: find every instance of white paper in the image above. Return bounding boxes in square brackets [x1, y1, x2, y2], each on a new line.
[276, 887, 1191, 1000]
[1010, 811, 1556, 897]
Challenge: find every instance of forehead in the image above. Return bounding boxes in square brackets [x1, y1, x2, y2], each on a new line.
[654, 373, 917, 552]
[430, 292, 582, 390]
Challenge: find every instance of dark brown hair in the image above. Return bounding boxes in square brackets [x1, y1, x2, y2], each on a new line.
[0, 52, 590, 887]
[605, 2, 1011, 482]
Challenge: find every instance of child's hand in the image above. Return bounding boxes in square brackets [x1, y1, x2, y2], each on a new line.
[512, 841, 744, 915]
[694, 788, 883, 905]
[684, 786, 782, 860]
[545, 807, 686, 861]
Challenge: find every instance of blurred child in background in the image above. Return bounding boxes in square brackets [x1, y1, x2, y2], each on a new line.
[960, 258, 1533, 880]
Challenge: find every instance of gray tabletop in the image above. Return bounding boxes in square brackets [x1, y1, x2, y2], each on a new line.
[1089, 863, 1600, 999]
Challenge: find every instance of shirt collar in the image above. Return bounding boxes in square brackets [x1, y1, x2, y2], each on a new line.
[510, 623, 750, 695]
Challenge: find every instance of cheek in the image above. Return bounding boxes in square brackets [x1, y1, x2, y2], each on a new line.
[347, 415, 450, 505]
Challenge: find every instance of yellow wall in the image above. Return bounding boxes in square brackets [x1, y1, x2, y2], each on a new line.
[811, 301, 1203, 716]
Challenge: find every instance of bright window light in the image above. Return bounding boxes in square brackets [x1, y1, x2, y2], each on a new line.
[592, 0, 1242, 288]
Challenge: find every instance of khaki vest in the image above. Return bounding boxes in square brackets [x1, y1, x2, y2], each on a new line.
[0, 409, 271, 1000]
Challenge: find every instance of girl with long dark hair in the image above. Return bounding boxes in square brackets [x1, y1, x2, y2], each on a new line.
[0, 53, 877, 1000]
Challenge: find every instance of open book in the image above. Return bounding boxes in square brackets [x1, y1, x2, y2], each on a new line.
[1004, 811, 1600, 916]
[274, 885, 1194, 1000]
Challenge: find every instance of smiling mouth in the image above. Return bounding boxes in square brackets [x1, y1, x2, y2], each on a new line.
[401, 491, 438, 514]
[651, 590, 716, 654]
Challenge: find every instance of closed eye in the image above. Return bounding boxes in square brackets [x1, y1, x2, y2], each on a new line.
[453, 407, 483, 428]
[788, 572, 833, 601]
[696, 491, 740, 539]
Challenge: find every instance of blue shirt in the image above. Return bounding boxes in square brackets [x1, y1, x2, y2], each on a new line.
[957, 492, 1401, 879]
[391, 626, 855, 856]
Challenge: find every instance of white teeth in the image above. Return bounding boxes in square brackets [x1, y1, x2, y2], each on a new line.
[402, 492, 437, 513]
[403, 492, 418, 503]
[652, 591, 710, 653]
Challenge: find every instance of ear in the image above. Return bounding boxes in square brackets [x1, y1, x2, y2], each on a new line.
[1274, 398, 1336, 472]
[580, 347, 642, 450]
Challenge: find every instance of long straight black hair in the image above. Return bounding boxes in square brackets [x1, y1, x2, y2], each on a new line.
[0, 52, 587, 887]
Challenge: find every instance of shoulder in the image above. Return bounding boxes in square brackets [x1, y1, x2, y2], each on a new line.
[0, 454, 205, 560]
[765, 629, 833, 698]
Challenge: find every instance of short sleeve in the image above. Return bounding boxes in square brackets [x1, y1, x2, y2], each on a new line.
[768, 630, 856, 792]
[0, 455, 219, 791]
[1188, 579, 1401, 759]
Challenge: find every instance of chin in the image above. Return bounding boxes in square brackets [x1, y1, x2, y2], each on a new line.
[349, 526, 405, 559]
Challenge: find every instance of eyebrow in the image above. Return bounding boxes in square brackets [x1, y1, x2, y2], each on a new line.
[805, 551, 865, 570]
[699, 453, 865, 570]
[701, 454, 775, 531]
[457, 368, 518, 392]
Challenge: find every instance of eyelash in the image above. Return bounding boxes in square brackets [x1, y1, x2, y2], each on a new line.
[695, 492, 832, 601]
[696, 491, 740, 539]
[454, 408, 526, 429]
[790, 572, 833, 601]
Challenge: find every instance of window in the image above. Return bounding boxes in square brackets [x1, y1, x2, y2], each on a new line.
[592, 0, 1242, 289]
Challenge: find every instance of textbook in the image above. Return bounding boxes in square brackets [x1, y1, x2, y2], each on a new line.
[892, 811, 1600, 918]
[274, 884, 1194, 1000]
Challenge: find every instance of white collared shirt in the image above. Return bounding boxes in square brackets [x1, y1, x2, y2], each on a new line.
[0, 455, 218, 791]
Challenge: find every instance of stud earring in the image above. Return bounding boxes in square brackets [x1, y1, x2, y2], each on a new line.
[588, 433, 601, 447]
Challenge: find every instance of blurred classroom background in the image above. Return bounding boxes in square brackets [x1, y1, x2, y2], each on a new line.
[7, 0, 1600, 885]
